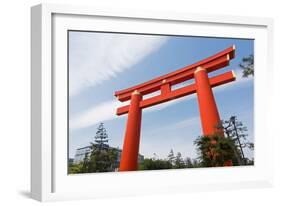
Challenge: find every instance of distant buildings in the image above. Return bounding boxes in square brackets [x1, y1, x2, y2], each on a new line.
[73, 146, 92, 164]
[73, 145, 144, 168]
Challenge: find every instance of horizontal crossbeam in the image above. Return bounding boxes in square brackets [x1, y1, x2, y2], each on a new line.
[115, 45, 235, 102]
[116, 70, 236, 115]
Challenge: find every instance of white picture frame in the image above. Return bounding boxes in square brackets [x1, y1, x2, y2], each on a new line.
[31, 3, 274, 202]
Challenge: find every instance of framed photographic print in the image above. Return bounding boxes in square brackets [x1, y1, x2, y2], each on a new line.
[31, 3, 274, 201]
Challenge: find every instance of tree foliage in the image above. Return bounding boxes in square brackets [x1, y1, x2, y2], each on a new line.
[94, 123, 109, 150]
[174, 152, 185, 168]
[139, 150, 199, 170]
[194, 135, 239, 167]
[85, 123, 118, 173]
[218, 116, 254, 165]
[193, 116, 254, 167]
[239, 54, 254, 77]
[139, 158, 173, 170]
[70, 123, 118, 174]
[167, 149, 175, 165]
[68, 162, 83, 174]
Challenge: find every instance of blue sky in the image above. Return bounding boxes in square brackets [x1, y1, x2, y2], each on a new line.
[68, 31, 254, 161]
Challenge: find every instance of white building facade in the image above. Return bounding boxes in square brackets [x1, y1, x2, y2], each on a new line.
[73, 145, 144, 166]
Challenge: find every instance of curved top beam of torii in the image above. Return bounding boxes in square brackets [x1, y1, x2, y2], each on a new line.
[115, 45, 236, 116]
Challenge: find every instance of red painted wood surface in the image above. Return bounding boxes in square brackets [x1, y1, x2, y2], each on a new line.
[194, 67, 223, 136]
[119, 92, 142, 171]
[115, 45, 235, 102]
[116, 71, 235, 115]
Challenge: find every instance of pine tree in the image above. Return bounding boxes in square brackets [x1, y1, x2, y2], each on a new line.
[184, 157, 193, 168]
[174, 152, 185, 168]
[167, 149, 175, 165]
[71, 123, 118, 173]
[88, 123, 109, 172]
[218, 116, 253, 165]
[94, 123, 109, 151]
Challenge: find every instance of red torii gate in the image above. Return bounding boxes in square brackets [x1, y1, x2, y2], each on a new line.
[114, 45, 236, 171]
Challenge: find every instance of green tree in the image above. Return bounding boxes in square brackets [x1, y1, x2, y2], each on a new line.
[139, 158, 172, 170]
[87, 123, 118, 173]
[191, 159, 200, 168]
[81, 152, 90, 173]
[68, 162, 83, 174]
[108, 147, 119, 171]
[184, 157, 194, 168]
[94, 123, 109, 150]
[69, 123, 118, 174]
[239, 54, 254, 77]
[167, 149, 175, 165]
[218, 116, 254, 165]
[174, 152, 185, 168]
[88, 149, 112, 172]
[194, 135, 239, 167]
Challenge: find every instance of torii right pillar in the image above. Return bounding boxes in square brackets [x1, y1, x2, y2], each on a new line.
[194, 66, 223, 136]
[194, 66, 232, 166]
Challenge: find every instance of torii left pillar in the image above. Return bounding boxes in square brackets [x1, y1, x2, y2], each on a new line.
[119, 90, 142, 171]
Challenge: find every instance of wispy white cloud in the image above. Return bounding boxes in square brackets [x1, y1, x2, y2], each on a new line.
[70, 100, 123, 130]
[69, 32, 168, 96]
